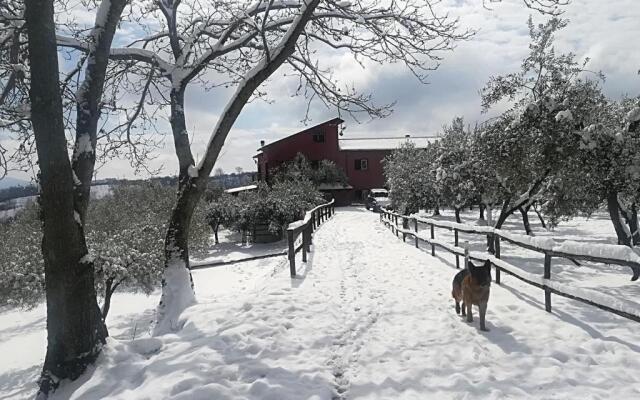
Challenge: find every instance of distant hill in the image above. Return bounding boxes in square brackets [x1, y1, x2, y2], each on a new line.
[0, 176, 30, 189]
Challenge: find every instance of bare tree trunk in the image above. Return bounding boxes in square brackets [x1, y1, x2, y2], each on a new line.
[607, 191, 632, 246]
[432, 203, 440, 216]
[519, 205, 533, 235]
[71, 0, 128, 221]
[619, 201, 640, 246]
[632, 205, 639, 246]
[488, 197, 512, 253]
[479, 204, 485, 221]
[454, 207, 462, 223]
[532, 202, 547, 229]
[494, 196, 513, 230]
[25, 1, 107, 395]
[101, 278, 123, 320]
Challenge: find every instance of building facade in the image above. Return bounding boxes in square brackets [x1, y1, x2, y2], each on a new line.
[254, 118, 435, 204]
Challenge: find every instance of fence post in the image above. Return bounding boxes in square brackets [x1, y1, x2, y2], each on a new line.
[430, 223, 435, 256]
[308, 222, 313, 246]
[288, 229, 296, 277]
[544, 253, 552, 312]
[302, 229, 308, 263]
[413, 218, 419, 248]
[464, 242, 469, 270]
[454, 229, 459, 269]
[402, 217, 407, 242]
[494, 235, 501, 284]
[393, 215, 397, 236]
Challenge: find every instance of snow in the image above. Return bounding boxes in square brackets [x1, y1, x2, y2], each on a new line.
[152, 257, 197, 336]
[72, 171, 81, 186]
[191, 228, 286, 266]
[73, 134, 93, 161]
[187, 165, 198, 178]
[79, 254, 94, 264]
[2, 208, 640, 399]
[626, 107, 640, 123]
[555, 109, 573, 122]
[224, 184, 258, 194]
[73, 211, 82, 225]
[338, 136, 437, 150]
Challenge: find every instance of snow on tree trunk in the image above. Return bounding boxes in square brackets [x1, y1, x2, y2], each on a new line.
[154, 181, 201, 335]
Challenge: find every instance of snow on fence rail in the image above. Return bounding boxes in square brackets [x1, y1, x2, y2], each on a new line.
[286, 199, 335, 277]
[379, 208, 640, 323]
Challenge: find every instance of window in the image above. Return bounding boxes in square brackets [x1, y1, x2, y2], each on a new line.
[354, 159, 368, 171]
[312, 132, 325, 143]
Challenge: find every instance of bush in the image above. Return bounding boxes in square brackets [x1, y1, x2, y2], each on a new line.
[0, 203, 44, 308]
[0, 182, 211, 317]
[208, 180, 324, 242]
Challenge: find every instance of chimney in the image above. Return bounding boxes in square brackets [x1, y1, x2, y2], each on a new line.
[260, 140, 265, 147]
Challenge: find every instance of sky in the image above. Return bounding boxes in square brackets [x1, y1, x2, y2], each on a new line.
[4, 0, 640, 183]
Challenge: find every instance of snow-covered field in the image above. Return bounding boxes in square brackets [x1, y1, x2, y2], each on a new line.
[0, 185, 112, 221]
[1, 207, 639, 399]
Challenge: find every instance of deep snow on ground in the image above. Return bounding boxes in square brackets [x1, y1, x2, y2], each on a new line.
[2, 207, 640, 399]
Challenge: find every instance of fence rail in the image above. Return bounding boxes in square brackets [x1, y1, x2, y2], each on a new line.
[286, 199, 335, 277]
[379, 208, 640, 323]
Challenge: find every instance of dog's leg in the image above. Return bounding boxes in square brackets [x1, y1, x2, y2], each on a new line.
[479, 302, 489, 331]
[466, 303, 473, 322]
[461, 302, 466, 316]
[455, 300, 461, 315]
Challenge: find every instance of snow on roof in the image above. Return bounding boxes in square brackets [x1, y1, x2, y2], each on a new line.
[224, 184, 258, 194]
[338, 136, 437, 151]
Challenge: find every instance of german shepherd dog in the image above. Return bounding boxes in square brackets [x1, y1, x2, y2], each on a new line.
[452, 260, 491, 331]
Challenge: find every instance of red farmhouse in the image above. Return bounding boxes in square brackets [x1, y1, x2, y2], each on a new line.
[254, 118, 435, 205]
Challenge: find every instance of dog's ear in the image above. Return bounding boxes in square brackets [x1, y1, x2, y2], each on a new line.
[467, 260, 476, 270]
[484, 259, 492, 269]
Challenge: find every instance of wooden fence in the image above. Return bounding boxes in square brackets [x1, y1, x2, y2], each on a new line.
[380, 208, 640, 323]
[286, 199, 335, 277]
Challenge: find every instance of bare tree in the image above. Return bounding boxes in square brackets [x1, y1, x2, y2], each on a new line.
[55, 0, 566, 333]
[19, 0, 130, 396]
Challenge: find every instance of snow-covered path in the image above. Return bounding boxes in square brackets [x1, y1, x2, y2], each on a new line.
[12, 207, 640, 399]
[298, 208, 640, 399]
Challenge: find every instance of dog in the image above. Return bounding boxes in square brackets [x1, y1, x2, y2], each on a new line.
[452, 260, 491, 331]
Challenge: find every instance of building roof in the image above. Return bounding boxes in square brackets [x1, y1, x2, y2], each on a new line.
[256, 117, 344, 154]
[338, 136, 438, 151]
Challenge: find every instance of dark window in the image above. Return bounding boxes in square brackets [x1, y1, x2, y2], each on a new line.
[313, 132, 325, 143]
[354, 159, 368, 171]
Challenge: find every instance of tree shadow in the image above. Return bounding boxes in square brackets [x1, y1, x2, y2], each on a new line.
[503, 284, 640, 353]
[0, 365, 40, 400]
